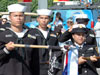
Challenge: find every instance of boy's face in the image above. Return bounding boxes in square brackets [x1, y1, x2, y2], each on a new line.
[67, 21, 73, 27]
[9, 12, 24, 27]
[72, 32, 86, 45]
[37, 15, 50, 28]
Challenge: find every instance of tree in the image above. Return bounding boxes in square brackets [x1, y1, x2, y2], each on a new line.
[0, 0, 17, 12]
[31, 0, 38, 12]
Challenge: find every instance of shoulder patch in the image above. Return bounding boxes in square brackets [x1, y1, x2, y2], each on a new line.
[88, 47, 93, 51]
[89, 34, 95, 37]
[28, 34, 36, 39]
[50, 34, 57, 37]
[5, 34, 13, 37]
[0, 28, 5, 31]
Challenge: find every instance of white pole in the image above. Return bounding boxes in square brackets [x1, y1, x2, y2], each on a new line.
[38, 0, 48, 9]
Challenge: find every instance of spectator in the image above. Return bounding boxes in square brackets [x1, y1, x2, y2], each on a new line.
[94, 15, 100, 54]
[67, 17, 74, 28]
[54, 12, 64, 36]
[0, 15, 10, 32]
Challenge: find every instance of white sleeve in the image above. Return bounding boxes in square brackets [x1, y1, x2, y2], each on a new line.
[3, 47, 10, 54]
[94, 22, 100, 30]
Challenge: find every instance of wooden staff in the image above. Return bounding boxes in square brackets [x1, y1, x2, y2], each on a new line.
[83, 57, 100, 60]
[13, 44, 49, 49]
[0, 12, 38, 16]
[5, 44, 62, 50]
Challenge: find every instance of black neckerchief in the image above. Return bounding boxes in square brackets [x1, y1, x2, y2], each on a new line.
[8, 28, 28, 59]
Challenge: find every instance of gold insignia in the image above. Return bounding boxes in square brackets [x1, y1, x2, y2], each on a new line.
[28, 34, 36, 39]
[95, 47, 99, 54]
[79, 25, 83, 28]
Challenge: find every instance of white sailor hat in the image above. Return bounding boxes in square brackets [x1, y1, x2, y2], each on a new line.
[1, 15, 9, 20]
[8, 4, 26, 12]
[72, 24, 86, 28]
[75, 14, 89, 23]
[71, 24, 87, 34]
[75, 14, 88, 19]
[37, 9, 52, 16]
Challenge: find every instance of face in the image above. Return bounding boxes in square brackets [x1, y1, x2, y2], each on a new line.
[37, 15, 50, 29]
[98, 18, 100, 22]
[72, 32, 86, 45]
[9, 12, 25, 27]
[55, 17, 59, 21]
[2, 18, 7, 25]
[67, 21, 73, 27]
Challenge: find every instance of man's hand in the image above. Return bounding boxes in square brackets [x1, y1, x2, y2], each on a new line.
[5, 41, 15, 51]
[79, 56, 87, 65]
[90, 55, 97, 62]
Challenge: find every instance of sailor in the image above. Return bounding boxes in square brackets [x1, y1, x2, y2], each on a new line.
[0, 4, 39, 75]
[32, 9, 62, 75]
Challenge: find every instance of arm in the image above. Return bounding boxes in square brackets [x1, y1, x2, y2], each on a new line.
[58, 30, 72, 42]
[92, 48, 100, 68]
[86, 29, 97, 45]
[0, 42, 15, 60]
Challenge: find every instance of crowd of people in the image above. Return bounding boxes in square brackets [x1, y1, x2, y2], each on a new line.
[0, 3, 100, 75]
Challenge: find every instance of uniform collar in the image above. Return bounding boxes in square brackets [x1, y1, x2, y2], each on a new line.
[74, 42, 85, 48]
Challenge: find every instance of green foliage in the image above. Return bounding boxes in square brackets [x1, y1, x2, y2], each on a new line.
[0, 0, 17, 12]
[31, 0, 38, 12]
[48, 0, 54, 8]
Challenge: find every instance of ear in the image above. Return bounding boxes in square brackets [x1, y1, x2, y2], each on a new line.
[72, 34, 75, 39]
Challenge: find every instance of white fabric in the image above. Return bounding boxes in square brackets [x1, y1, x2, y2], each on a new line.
[54, 20, 63, 26]
[96, 37, 100, 53]
[14, 29, 27, 38]
[3, 48, 10, 54]
[94, 22, 100, 37]
[8, 4, 26, 12]
[37, 9, 52, 16]
[62, 41, 78, 75]
[38, 28, 49, 39]
[69, 46, 78, 75]
[72, 24, 86, 29]
[75, 14, 88, 19]
[74, 42, 84, 48]
[2, 15, 9, 20]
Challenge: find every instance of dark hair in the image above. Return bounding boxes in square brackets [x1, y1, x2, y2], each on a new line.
[2, 18, 7, 21]
[76, 18, 89, 23]
[97, 16, 100, 19]
[56, 12, 61, 16]
[56, 12, 63, 22]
